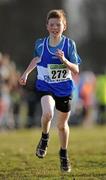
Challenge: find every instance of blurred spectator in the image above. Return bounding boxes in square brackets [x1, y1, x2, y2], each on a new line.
[0, 52, 25, 130]
[0, 53, 14, 129]
[10, 70, 23, 129]
[69, 74, 83, 125]
[78, 71, 97, 127]
[96, 74, 106, 124]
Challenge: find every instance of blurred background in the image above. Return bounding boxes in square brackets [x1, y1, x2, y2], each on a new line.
[0, 0, 106, 130]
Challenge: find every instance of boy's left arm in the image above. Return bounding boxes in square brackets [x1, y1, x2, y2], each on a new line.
[55, 49, 79, 75]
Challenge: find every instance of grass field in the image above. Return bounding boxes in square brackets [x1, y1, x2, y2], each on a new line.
[0, 126, 106, 180]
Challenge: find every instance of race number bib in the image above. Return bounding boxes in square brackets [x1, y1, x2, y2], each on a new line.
[48, 64, 69, 81]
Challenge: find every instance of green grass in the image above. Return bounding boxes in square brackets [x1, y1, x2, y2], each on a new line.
[0, 126, 106, 180]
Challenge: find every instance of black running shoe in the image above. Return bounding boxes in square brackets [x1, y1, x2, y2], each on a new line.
[36, 137, 48, 158]
[59, 155, 71, 172]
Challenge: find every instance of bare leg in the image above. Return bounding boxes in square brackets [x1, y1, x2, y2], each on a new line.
[56, 110, 71, 149]
[41, 95, 55, 134]
[57, 110, 71, 172]
[36, 95, 55, 158]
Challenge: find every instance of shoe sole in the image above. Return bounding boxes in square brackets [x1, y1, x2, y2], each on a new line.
[61, 168, 71, 173]
[36, 153, 44, 158]
[36, 150, 47, 158]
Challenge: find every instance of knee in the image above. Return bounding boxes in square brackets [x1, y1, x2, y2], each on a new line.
[57, 122, 68, 131]
[42, 111, 54, 122]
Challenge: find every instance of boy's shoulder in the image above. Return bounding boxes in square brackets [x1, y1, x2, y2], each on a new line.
[63, 36, 75, 48]
[66, 36, 75, 45]
[34, 37, 45, 45]
[34, 37, 47, 51]
[35, 37, 45, 42]
[65, 37, 78, 51]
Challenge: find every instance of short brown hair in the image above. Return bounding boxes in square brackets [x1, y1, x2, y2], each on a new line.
[46, 9, 67, 27]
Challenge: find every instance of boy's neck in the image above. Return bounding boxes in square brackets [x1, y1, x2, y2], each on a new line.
[49, 35, 63, 47]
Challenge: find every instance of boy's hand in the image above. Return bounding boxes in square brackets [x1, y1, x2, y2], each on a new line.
[55, 49, 65, 62]
[19, 73, 28, 85]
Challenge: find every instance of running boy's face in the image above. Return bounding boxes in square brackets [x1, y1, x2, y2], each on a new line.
[46, 18, 66, 38]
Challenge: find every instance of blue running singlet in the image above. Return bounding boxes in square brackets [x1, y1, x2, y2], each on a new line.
[34, 36, 81, 97]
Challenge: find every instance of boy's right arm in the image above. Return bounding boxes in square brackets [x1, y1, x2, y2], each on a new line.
[19, 56, 40, 85]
